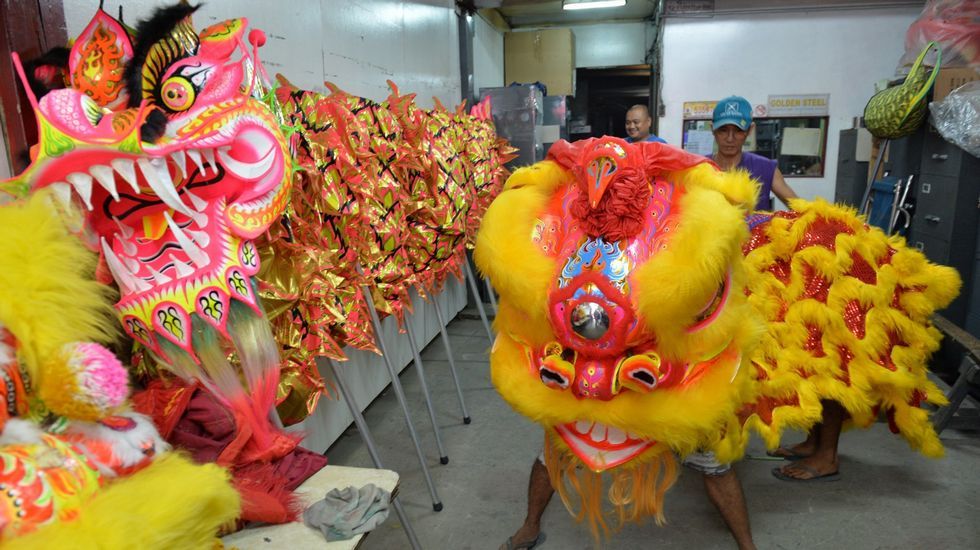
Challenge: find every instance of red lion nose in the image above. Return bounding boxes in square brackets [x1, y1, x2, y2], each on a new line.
[571, 358, 617, 400]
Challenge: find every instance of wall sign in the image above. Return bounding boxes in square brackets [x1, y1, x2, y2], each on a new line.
[766, 94, 830, 117]
[682, 101, 717, 120]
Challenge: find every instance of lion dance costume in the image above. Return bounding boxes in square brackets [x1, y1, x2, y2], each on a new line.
[2, 0, 512, 531]
[0, 191, 239, 547]
[475, 137, 959, 537]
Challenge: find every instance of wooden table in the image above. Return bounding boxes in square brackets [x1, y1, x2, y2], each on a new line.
[222, 465, 399, 549]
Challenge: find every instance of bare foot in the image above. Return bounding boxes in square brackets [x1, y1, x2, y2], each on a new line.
[769, 440, 817, 459]
[776, 453, 838, 480]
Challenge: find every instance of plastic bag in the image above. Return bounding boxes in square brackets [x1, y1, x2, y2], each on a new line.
[899, 0, 980, 72]
[929, 81, 980, 157]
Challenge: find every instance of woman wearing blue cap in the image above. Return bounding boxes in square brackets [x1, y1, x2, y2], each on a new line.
[710, 96, 799, 210]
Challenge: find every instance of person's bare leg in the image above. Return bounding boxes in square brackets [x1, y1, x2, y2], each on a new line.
[778, 400, 846, 479]
[501, 459, 554, 549]
[703, 469, 756, 550]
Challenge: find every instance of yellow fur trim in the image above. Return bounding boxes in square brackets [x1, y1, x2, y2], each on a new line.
[744, 199, 959, 457]
[491, 328, 756, 459]
[0, 192, 118, 392]
[474, 161, 573, 327]
[4, 454, 240, 549]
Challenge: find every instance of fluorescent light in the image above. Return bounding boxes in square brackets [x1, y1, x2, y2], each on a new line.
[563, 0, 627, 11]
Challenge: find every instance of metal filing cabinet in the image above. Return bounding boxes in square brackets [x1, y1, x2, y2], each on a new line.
[834, 129, 870, 207]
[907, 128, 980, 326]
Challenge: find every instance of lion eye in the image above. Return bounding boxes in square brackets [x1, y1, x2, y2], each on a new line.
[688, 272, 731, 332]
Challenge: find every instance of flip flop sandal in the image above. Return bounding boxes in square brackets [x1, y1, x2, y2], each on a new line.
[766, 448, 808, 461]
[771, 465, 841, 482]
[501, 532, 547, 550]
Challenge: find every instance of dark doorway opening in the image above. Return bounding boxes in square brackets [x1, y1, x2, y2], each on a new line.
[569, 65, 651, 141]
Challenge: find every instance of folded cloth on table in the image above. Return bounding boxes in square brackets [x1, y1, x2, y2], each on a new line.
[302, 483, 391, 541]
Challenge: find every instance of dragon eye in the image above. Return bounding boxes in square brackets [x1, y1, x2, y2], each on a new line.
[160, 76, 196, 112]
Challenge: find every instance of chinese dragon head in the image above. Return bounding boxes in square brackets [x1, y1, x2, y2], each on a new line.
[1, 4, 291, 448]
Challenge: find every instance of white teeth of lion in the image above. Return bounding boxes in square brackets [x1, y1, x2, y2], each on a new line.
[186, 148, 206, 175]
[626, 430, 640, 441]
[110, 159, 140, 193]
[137, 158, 193, 216]
[184, 189, 208, 212]
[170, 150, 188, 179]
[606, 427, 627, 445]
[163, 211, 209, 268]
[49, 182, 73, 209]
[118, 236, 137, 256]
[590, 423, 607, 442]
[89, 164, 119, 201]
[169, 254, 195, 278]
[575, 420, 593, 435]
[112, 216, 135, 239]
[65, 172, 94, 210]
[201, 148, 219, 173]
[101, 237, 150, 293]
[146, 264, 172, 284]
[187, 228, 210, 247]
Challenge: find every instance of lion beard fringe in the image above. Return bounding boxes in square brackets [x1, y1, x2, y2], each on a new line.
[543, 434, 679, 542]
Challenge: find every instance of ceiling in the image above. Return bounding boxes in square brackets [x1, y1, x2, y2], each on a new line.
[474, 0, 924, 28]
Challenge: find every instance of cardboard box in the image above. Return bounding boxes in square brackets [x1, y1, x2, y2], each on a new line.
[933, 67, 980, 101]
[504, 29, 575, 97]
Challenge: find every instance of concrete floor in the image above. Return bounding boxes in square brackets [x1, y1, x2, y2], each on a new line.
[325, 315, 980, 550]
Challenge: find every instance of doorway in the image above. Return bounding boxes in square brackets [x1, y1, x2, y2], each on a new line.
[569, 65, 652, 141]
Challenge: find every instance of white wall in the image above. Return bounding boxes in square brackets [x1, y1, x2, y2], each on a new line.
[660, 7, 921, 202]
[64, 0, 461, 107]
[474, 13, 504, 94]
[569, 21, 653, 68]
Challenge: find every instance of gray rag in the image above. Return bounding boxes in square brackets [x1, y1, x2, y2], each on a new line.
[302, 483, 391, 542]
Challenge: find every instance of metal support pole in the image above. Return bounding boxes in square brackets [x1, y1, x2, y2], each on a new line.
[403, 319, 450, 465]
[484, 277, 499, 316]
[431, 294, 471, 424]
[325, 359, 422, 550]
[860, 138, 890, 215]
[362, 285, 444, 511]
[464, 261, 494, 342]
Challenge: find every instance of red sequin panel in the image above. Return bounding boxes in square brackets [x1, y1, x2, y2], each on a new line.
[803, 324, 826, 357]
[768, 259, 792, 284]
[847, 251, 877, 284]
[877, 246, 896, 267]
[875, 331, 905, 371]
[843, 299, 867, 339]
[801, 263, 831, 303]
[737, 394, 801, 426]
[794, 217, 854, 252]
[836, 346, 854, 386]
[743, 223, 771, 254]
[775, 301, 788, 322]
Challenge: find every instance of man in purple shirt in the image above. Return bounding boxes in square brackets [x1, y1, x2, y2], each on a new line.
[709, 96, 798, 210]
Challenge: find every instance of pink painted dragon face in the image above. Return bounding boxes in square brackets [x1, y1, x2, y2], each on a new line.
[2, 6, 291, 361]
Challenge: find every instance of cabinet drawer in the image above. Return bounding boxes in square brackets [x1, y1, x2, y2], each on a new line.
[908, 234, 951, 265]
[911, 174, 960, 241]
[920, 130, 979, 177]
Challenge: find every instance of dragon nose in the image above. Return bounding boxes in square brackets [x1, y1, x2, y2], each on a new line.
[570, 302, 610, 340]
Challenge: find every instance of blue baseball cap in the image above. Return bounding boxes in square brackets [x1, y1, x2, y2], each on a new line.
[712, 96, 753, 131]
